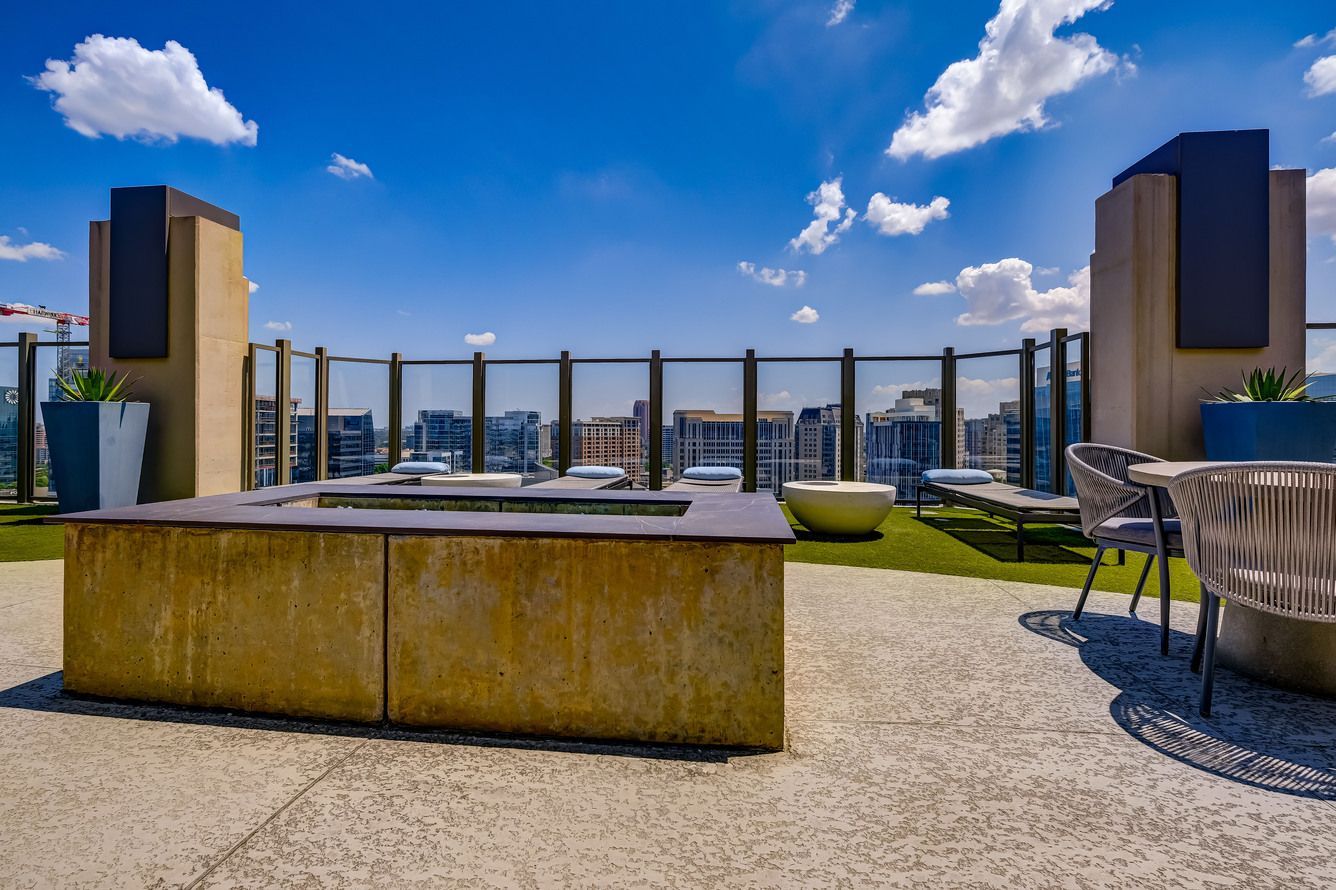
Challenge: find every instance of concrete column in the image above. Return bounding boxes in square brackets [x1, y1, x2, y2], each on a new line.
[89, 207, 250, 502]
[1090, 170, 1306, 459]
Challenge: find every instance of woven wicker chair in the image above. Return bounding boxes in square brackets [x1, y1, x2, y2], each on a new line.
[1169, 462, 1336, 717]
[1067, 443, 1185, 655]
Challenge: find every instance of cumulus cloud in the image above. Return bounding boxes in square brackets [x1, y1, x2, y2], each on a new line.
[865, 193, 950, 236]
[327, 153, 373, 180]
[913, 280, 957, 296]
[1296, 29, 1336, 50]
[952, 257, 1089, 332]
[30, 35, 257, 146]
[790, 305, 820, 324]
[1310, 168, 1336, 245]
[738, 261, 807, 287]
[887, 0, 1123, 160]
[789, 178, 856, 255]
[1305, 54, 1336, 97]
[827, 0, 855, 27]
[248, 280, 259, 294]
[464, 331, 497, 346]
[263, 320, 292, 332]
[0, 235, 65, 262]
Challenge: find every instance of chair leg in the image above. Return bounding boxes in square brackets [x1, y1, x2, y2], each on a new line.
[1190, 583, 1209, 674]
[1073, 544, 1104, 619]
[1117, 549, 1126, 566]
[1199, 590, 1221, 718]
[916, 487, 922, 519]
[1016, 522, 1025, 563]
[1130, 553, 1153, 614]
[1147, 491, 1172, 656]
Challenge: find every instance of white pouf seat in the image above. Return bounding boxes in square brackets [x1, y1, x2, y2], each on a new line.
[782, 480, 897, 536]
[420, 472, 523, 488]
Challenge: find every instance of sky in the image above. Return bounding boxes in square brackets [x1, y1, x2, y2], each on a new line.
[3, 1, 1336, 422]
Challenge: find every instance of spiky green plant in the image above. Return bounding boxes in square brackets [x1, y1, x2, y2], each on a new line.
[1210, 367, 1317, 403]
[52, 368, 136, 402]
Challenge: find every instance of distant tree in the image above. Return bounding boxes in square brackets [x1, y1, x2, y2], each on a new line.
[373, 463, 389, 474]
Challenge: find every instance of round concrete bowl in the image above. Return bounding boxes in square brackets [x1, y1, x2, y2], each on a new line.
[782, 480, 897, 536]
[421, 472, 523, 488]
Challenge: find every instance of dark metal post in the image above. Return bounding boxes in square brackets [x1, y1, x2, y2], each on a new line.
[1077, 332, 1092, 442]
[743, 349, 757, 493]
[388, 352, 403, 471]
[314, 346, 330, 480]
[275, 339, 292, 486]
[471, 352, 485, 473]
[16, 333, 37, 504]
[1020, 338, 1036, 489]
[243, 344, 257, 491]
[840, 348, 856, 481]
[1049, 327, 1069, 494]
[648, 350, 663, 490]
[558, 350, 573, 475]
[940, 347, 958, 470]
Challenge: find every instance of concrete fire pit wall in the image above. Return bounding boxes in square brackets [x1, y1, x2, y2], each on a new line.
[388, 536, 785, 749]
[63, 524, 386, 722]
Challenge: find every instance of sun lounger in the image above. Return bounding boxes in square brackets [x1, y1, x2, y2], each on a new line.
[915, 471, 1079, 562]
[529, 466, 630, 490]
[666, 466, 744, 493]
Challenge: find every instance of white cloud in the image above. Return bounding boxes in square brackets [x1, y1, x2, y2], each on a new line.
[869, 376, 1020, 418]
[1296, 30, 1336, 49]
[263, 320, 292, 332]
[327, 153, 373, 180]
[248, 280, 259, 294]
[789, 177, 856, 255]
[464, 331, 497, 346]
[1305, 55, 1336, 97]
[913, 280, 957, 296]
[790, 305, 820, 323]
[1309, 338, 1336, 373]
[952, 257, 1090, 332]
[0, 235, 65, 262]
[759, 390, 793, 407]
[827, 0, 855, 27]
[865, 193, 950, 236]
[30, 35, 257, 146]
[1310, 168, 1336, 246]
[738, 261, 807, 287]
[887, 0, 1123, 160]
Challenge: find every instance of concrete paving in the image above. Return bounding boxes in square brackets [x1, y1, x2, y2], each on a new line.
[1, 558, 1333, 888]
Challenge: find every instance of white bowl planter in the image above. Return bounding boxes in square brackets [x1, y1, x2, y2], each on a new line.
[782, 480, 896, 536]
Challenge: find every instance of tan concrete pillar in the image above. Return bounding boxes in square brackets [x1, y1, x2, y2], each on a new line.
[89, 214, 249, 502]
[1090, 169, 1307, 459]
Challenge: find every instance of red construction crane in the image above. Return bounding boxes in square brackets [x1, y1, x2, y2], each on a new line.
[0, 302, 91, 378]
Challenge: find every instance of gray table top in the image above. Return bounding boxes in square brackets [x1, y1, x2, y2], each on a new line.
[1127, 461, 1227, 488]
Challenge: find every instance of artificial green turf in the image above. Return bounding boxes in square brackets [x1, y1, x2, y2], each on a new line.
[0, 503, 63, 562]
[782, 504, 1201, 603]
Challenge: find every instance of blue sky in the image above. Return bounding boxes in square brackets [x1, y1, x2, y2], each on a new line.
[3, 1, 1336, 419]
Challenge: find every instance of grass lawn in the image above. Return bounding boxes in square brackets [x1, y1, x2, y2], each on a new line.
[783, 504, 1201, 603]
[0, 503, 63, 562]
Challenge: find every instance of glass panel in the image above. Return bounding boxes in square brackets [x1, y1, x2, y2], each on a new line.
[857, 359, 942, 502]
[252, 349, 280, 488]
[571, 362, 647, 486]
[1032, 345, 1052, 493]
[0, 345, 17, 497]
[757, 361, 841, 495]
[327, 360, 388, 479]
[957, 354, 1021, 485]
[484, 364, 555, 484]
[662, 362, 743, 486]
[402, 364, 473, 474]
[1309, 328, 1336, 398]
[291, 356, 318, 483]
[1062, 340, 1086, 495]
[35, 344, 91, 499]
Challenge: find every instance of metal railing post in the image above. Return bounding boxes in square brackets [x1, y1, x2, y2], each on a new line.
[275, 339, 292, 486]
[16, 332, 37, 504]
[940, 346, 958, 470]
[388, 352, 403, 471]
[648, 350, 663, 490]
[558, 350, 573, 475]
[840, 348, 856, 481]
[243, 344, 257, 491]
[314, 346, 330, 480]
[743, 349, 757, 493]
[471, 352, 485, 473]
[1049, 328, 1069, 494]
[1020, 338, 1036, 489]
[1078, 332, 1092, 443]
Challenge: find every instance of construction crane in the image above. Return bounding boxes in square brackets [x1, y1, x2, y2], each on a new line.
[0, 302, 91, 381]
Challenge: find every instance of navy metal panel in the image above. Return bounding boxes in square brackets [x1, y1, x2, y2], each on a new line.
[108, 186, 240, 359]
[1113, 130, 1270, 349]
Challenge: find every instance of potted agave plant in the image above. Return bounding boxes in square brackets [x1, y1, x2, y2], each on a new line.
[1200, 367, 1336, 462]
[42, 369, 148, 513]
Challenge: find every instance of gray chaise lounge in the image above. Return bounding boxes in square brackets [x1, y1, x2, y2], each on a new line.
[916, 475, 1079, 562]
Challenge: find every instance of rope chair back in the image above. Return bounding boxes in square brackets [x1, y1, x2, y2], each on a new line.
[1169, 462, 1336, 623]
[1066, 443, 1168, 538]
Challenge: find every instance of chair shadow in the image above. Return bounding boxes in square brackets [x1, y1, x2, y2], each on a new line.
[0, 671, 761, 764]
[915, 514, 1090, 565]
[1020, 609, 1336, 799]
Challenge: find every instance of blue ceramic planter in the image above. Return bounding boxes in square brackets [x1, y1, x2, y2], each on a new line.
[41, 401, 149, 513]
[1199, 401, 1336, 462]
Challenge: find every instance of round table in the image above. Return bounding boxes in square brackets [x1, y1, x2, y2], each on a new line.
[420, 472, 523, 488]
[1128, 460, 1336, 697]
[782, 481, 896, 536]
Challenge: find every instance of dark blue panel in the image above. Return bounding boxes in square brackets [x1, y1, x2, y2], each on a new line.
[1113, 130, 1270, 350]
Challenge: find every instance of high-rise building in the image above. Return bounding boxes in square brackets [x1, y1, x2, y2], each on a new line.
[0, 386, 17, 492]
[901, 388, 965, 468]
[793, 404, 864, 481]
[633, 399, 651, 452]
[672, 409, 794, 494]
[866, 396, 941, 501]
[411, 409, 472, 471]
[964, 401, 1019, 482]
[572, 416, 643, 483]
[1033, 362, 1084, 493]
[327, 408, 376, 478]
[485, 410, 543, 477]
[253, 395, 300, 487]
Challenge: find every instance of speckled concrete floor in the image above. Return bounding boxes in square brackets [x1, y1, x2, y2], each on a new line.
[1, 559, 1333, 888]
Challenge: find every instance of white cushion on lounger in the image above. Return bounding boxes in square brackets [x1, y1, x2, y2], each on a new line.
[566, 465, 625, 479]
[683, 466, 743, 481]
[391, 461, 449, 475]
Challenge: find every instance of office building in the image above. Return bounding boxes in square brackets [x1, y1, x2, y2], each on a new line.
[572, 416, 642, 483]
[793, 404, 864, 481]
[672, 409, 794, 494]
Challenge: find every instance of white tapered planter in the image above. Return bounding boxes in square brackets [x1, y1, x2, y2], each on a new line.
[783, 480, 896, 536]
